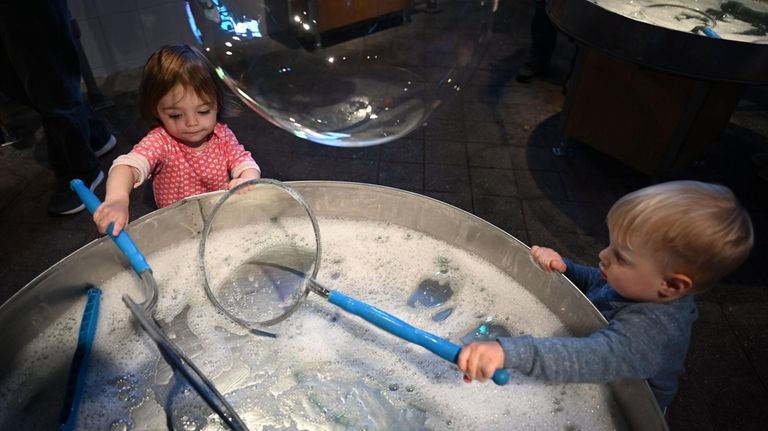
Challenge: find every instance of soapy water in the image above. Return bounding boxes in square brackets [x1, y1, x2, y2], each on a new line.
[593, 0, 768, 43]
[0, 217, 625, 430]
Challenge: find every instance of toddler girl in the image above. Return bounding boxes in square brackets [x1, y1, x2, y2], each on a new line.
[94, 44, 260, 235]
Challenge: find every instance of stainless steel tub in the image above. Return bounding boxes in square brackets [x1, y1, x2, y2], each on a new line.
[548, 0, 768, 84]
[0, 181, 666, 429]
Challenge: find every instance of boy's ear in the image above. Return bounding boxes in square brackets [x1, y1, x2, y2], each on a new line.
[660, 273, 694, 299]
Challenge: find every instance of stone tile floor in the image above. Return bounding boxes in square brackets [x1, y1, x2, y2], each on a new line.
[1, 2, 766, 429]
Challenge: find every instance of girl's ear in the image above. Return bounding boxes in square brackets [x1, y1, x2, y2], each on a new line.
[660, 273, 694, 299]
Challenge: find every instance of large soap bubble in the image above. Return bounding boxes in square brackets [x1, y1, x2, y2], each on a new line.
[185, 1, 494, 147]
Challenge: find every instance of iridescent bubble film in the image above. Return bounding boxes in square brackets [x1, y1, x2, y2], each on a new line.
[186, 0, 494, 147]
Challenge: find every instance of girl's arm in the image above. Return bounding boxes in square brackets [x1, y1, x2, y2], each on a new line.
[228, 167, 261, 189]
[220, 124, 261, 189]
[93, 165, 138, 236]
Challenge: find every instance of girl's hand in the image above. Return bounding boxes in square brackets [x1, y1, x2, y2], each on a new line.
[228, 168, 261, 190]
[93, 197, 130, 236]
[530, 245, 567, 273]
[227, 177, 251, 190]
[457, 341, 505, 383]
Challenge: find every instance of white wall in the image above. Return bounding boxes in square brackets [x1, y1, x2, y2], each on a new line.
[68, 0, 198, 77]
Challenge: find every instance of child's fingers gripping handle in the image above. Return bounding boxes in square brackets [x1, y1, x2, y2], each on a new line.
[70, 179, 151, 275]
[328, 290, 510, 385]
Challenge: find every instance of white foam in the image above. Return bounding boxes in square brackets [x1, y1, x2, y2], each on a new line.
[1, 217, 624, 430]
[593, 0, 768, 43]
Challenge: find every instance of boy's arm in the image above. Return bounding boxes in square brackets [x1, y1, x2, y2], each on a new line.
[561, 257, 603, 294]
[529, 246, 601, 294]
[498, 305, 677, 383]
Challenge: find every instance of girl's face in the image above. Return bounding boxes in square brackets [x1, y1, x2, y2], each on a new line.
[597, 237, 669, 303]
[156, 84, 217, 148]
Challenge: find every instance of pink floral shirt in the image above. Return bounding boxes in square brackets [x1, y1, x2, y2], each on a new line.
[111, 123, 260, 208]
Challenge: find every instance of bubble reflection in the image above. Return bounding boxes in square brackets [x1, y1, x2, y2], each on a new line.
[186, 0, 494, 147]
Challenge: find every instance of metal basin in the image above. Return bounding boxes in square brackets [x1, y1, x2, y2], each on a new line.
[0, 181, 666, 430]
[548, 0, 768, 84]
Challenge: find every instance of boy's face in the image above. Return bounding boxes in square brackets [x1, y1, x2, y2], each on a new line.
[156, 84, 218, 148]
[598, 238, 686, 303]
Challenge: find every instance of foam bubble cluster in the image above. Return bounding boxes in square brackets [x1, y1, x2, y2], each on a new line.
[594, 0, 768, 43]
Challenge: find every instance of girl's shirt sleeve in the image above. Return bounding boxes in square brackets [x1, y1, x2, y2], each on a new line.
[218, 124, 260, 178]
[110, 128, 167, 188]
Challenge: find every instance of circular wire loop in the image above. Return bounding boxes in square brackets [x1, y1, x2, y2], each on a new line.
[199, 179, 322, 331]
[642, 3, 717, 29]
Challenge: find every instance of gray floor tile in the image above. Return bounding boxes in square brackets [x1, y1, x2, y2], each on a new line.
[470, 167, 517, 196]
[424, 139, 467, 165]
[467, 143, 513, 168]
[423, 118, 468, 142]
[514, 169, 566, 200]
[472, 194, 527, 242]
[381, 138, 424, 163]
[464, 119, 511, 144]
[378, 161, 423, 192]
[423, 191, 473, 214]
[424, 163, 470, 193]
[694, 376, 768, 431]
[523, 199, 610, 238]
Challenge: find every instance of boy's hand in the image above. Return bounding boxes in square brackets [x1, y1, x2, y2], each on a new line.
[457, 341, 505, 383]
[530, 245, 567, 273]
[94, 197, 130, 236]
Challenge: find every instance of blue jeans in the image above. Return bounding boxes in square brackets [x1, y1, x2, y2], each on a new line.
[0, 0, 101, 181]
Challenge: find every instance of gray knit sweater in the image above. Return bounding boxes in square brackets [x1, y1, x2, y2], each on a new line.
[498, 258, 698, 409]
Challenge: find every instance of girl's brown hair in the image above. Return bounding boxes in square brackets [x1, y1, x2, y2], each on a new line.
[139, 44, 236, 125]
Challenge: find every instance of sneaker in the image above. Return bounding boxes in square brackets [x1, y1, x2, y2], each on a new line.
[92, 134, 117, 158]
[48, 169, 104, 215]
[516, 61, 550, 83]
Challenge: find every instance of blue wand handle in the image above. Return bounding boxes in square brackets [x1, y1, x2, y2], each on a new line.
[58, 287, 102, 431]
[702, 27, 721, 39]
[328, 290, 510, 385]
[70, 179, 151, 274]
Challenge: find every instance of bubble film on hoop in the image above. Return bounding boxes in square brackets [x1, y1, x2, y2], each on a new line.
[199, 179, 322, 332]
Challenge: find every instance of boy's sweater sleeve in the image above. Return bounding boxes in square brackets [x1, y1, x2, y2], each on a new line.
[498, 303, 675, 383]
[562, 257, 603, 294]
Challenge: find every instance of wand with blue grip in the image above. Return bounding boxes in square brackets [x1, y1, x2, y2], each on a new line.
[70, 179, 150, 274]
[70, 179, 249, 429]
[325, 286, 510, 385]
[691, 25, 721, 39]
[70, 179, 157, 313]
[58, 286, 101, 431]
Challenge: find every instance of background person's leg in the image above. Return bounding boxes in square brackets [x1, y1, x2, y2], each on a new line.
[0, 0, 103, 214]
[517, 0, 558, 82]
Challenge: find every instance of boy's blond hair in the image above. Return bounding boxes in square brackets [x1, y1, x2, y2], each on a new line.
[606, 181, 753, 292]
